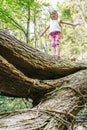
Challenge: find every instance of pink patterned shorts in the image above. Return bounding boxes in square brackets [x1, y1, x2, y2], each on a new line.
[49, 32, 61, 47]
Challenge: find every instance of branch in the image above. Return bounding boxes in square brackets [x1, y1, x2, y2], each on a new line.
[0, 8, 26, 34]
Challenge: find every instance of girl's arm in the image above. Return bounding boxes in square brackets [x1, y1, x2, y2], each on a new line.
[40, 25, 50, 37]
[59, 20, 79, 27]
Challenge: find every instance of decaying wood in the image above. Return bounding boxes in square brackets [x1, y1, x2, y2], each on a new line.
[0, 69, 87, 130]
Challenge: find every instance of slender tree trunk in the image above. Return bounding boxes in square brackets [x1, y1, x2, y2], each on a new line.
[34, 12, 37, 48]
[26, 8, 30, 44]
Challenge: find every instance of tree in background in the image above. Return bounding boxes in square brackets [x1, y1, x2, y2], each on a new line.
[0, 0, 38, 44]
[57, 0, 87, 60]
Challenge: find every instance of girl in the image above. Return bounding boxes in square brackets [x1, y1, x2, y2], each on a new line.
[40, 10, 79, 59]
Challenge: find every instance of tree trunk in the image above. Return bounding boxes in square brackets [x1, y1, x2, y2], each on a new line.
[0, 30, 87, 80]
[0, 30, 87, 130]
[0, 69, 87, 130]
[26, 8, 30, 44]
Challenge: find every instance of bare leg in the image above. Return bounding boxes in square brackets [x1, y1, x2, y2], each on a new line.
[56, 45, 60, 56]
[55, 45, 60, 59]
[52, 46, 56, 56]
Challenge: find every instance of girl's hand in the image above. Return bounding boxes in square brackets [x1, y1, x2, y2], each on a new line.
[61, 33, 63, 39]
[74, 23, 80, 27]
[40, 34, 43, 37]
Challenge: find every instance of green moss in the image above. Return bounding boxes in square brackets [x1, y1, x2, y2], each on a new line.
[55, 87, 61, 92]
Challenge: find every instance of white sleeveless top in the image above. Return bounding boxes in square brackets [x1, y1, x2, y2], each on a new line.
[49, 19, 61, 33]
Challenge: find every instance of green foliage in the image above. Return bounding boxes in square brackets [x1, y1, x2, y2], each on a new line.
[0, 96, 32, 112]
[61, 8, 71, 20]
[0, 0, 38, 43]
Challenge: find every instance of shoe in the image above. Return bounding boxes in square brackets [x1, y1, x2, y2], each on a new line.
[55, 55, 60, 60]
[58, 56, 60, 60]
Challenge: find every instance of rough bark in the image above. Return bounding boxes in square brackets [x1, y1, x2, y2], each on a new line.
[0, 30, 87, 130]
[0, 30, 87, 102]
[0, 30, 87, 80]
[0, 54, 87, 105]
[0, 55, 55, 104]
[0, 69, 87, 130]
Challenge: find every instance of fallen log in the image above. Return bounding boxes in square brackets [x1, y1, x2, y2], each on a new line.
[0, 30, 87, 80]
[0, 69, 87, 130]
[0, 30, 87, 130]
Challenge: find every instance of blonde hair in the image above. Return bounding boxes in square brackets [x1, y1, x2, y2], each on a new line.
[50, 10, 57, 15]
[49, 7, 57, 14]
